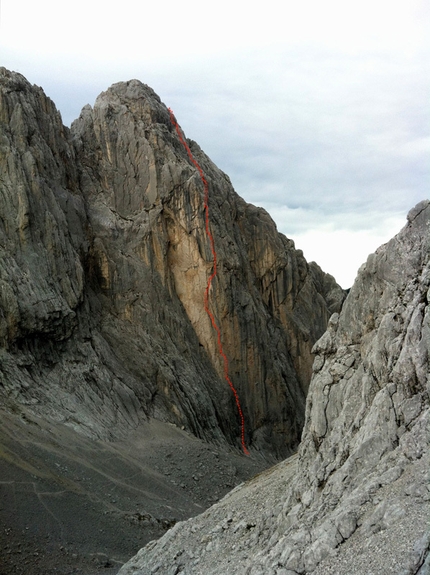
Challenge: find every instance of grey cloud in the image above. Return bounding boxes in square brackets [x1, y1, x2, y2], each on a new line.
[157, 46, 428, 229]
[4, 41, 427, 286]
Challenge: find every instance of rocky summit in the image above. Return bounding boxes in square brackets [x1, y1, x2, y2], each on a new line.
[0, 66, 428, 575]
[0, 67, 344, 573]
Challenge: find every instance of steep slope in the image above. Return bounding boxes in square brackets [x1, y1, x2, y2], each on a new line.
[119, 200, 430, 575]
[0, 67, 344, 456]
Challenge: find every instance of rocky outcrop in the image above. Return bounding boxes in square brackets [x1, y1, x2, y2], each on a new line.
[119, 201, 430, 574]
[0, 67, 344, 457]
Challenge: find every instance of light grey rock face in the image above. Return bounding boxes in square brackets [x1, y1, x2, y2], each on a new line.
[119, 201, 430, 575]
[0, 68, 85, 346]
[0, 68, 344, 456]
[70, 78, 345, 454]
[0, 67, 143, 440]
[299, 199, 430, 495]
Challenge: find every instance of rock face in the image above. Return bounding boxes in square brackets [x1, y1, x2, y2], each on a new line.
[0, 67, 344, 457]
[118, 201, 430, 575]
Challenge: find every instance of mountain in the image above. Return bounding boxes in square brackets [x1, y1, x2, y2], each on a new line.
[119, 200, 430, 575]
[0, 67, 344, 456]
[0, 67, 344, 573]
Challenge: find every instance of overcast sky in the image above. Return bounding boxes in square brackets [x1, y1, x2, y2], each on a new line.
[1, 0, 429, 287]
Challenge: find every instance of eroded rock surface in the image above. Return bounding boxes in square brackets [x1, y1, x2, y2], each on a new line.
[0, 67, 344, 456]
[119, 201, 430, 574]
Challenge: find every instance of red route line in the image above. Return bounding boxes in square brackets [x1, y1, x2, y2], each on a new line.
[168, 108, 249, 456]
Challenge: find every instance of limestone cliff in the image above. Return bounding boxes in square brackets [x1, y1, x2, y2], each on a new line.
[118, 201, 430, 575]
[0, 67, 344, 457]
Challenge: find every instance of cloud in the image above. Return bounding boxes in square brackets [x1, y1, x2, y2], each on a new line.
[253, 204, 407, 287]
[3, 0, 427, 60]
[285, 220, 407, 289]
[167, 46, 428, 212]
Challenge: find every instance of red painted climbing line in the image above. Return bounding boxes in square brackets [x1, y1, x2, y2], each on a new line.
[168, 108, 249, 455]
